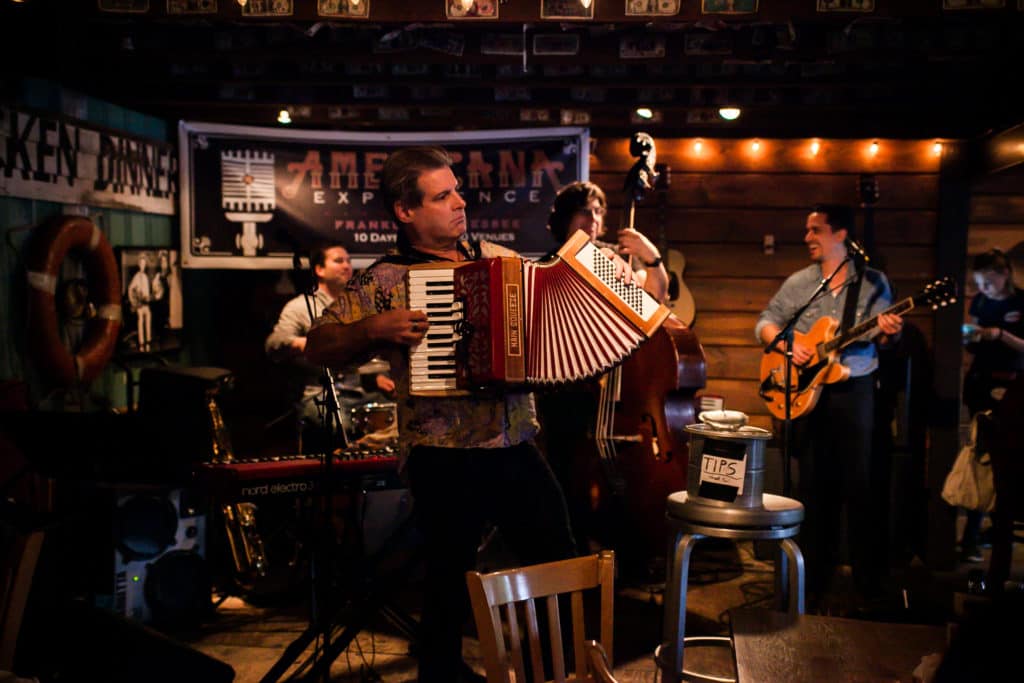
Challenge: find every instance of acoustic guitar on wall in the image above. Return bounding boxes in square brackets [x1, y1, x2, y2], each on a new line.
[654, 164, 696, 326]
[758, 276, 957, 420]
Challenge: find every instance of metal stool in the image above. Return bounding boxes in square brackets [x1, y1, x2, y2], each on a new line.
[657, 492, 805, 682]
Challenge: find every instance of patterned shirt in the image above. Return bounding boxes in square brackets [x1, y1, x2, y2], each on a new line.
[755, 263, 893, 378]
[311, 239, 539, 461]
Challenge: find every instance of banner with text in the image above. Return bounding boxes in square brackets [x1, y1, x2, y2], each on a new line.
[0, 105, 176, 215]
[179, 122, 589, 269]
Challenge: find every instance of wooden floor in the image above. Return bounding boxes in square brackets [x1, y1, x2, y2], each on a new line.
[173, 536, 1021, 683]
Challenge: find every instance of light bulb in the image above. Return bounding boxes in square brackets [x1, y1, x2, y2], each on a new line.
[933, 141, 942, 156]
[581, 0, 593, 8]
[751, 139, 761, 153]
[810, 140, 820, 156]
[277, 109, 292, 125]
[693, 140, 703, 155]
[869, 140, 879, 156]
[718, 107, 741, 121]
[635, 107, 653, 120]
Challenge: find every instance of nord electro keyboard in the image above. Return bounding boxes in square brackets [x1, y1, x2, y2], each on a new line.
[196, 445, 399, 500]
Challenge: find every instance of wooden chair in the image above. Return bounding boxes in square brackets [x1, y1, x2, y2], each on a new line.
[1, 527, 44, 670]
[466, 550, 615, 683]
[583, 640, 619, 683]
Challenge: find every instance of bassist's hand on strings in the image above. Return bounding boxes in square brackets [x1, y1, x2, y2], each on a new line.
[600, 247, 637, 286]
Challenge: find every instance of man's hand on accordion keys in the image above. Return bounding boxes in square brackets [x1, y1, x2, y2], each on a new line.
[367, 308, 430, 346]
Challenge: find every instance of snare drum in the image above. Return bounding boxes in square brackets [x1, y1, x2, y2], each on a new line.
[350, 401, 397, 440]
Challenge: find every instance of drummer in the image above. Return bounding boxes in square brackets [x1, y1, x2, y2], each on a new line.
[265, 242, 395, 453]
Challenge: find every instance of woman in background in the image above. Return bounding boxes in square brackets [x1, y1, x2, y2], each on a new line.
[959, 248, 1024, 562]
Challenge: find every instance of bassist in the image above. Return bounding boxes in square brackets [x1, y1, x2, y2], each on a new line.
[754, 204, 902, 611]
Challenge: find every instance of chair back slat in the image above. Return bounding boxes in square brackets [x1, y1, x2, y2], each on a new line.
[523, 597, 545, 683]
[571, 590, 587, 677]
[504, 602, 526, 683]
[546, 593, 566, 682]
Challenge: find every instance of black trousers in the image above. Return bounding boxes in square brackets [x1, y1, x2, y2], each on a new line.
[792, 374, 883, 597]
[405, 441, 577, 683]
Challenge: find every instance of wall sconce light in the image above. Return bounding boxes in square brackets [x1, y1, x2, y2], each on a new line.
[277, 109, 292, 125]
[718, 106, 741, 121]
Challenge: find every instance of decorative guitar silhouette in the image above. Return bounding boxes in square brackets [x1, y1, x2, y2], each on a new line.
[654, 164, 696, 326]
[759, 276, 957, 420]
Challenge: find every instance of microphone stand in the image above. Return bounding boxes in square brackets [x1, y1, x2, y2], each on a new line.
[263, 252, 351, 683]
[765, 255, 852, 496]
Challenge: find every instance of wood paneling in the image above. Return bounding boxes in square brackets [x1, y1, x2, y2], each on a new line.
[593, 172, 939, 210]
[967, 226, 1024, 254]
[704, 346, 762, 381]
[969, 195, 1024, 223]
[679, 244, 935, 280]
[703, 379, 764, 416]
[611, 207, 937, 246]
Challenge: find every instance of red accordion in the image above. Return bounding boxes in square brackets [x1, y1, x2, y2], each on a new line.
[407, 231, 669, 396]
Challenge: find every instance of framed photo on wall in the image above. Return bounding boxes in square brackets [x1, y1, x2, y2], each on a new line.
[541, 0, 595, 20]
[317, 0, 370, 18]
[701, 0, 758, 13]
[446, 0, 499, 19]
[817, 0, 875, 10]
[118, 248, 183, 354]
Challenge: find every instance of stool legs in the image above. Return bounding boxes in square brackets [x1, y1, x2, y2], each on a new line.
[660, 531, 702, 682]
[660, 531, 805, 682]
[779, 538, 805, 615]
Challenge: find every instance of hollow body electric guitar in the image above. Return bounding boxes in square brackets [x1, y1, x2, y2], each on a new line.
[759, 276, 957, 420]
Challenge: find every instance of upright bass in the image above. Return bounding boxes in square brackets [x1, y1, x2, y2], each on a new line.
[565, 134, 706, 576]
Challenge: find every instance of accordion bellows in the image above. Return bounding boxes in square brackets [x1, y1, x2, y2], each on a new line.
[407, 231, 669, 396]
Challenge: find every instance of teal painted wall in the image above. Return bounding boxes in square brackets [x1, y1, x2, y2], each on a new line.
[1, 79, 175, 410]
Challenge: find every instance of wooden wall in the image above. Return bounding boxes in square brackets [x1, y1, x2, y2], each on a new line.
[590, 137, 945, 432]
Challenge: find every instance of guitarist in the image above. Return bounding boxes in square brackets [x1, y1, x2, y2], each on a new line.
[755, 204, 903, 612]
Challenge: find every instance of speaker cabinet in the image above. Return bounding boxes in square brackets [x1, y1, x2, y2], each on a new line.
[112, 488, 210, 625]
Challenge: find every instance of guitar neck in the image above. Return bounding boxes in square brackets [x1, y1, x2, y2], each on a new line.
[824, 297, 915, 353]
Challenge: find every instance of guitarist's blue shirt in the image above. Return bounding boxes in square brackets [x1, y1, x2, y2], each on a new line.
[755, 263, 893, 377]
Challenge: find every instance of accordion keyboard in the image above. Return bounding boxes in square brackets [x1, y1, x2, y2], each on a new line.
[407, 267, 466, 395]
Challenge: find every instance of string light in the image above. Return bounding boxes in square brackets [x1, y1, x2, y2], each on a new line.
[751, 139, 761, 153]
[869, 140, 880, 156]
[810, 139, 820, 156]
[277, 109, 292, 124]
[933, 141, 943, 156]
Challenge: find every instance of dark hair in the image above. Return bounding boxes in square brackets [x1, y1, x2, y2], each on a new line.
[972, 248, 1011, 274]
[810, 204, 857, 237]
[310, 242, 348, 279]
[381, 146, 454, 223]
[548, 181, 607, 243]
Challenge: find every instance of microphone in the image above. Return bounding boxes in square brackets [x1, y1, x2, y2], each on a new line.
[845, 237, 870, 263]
